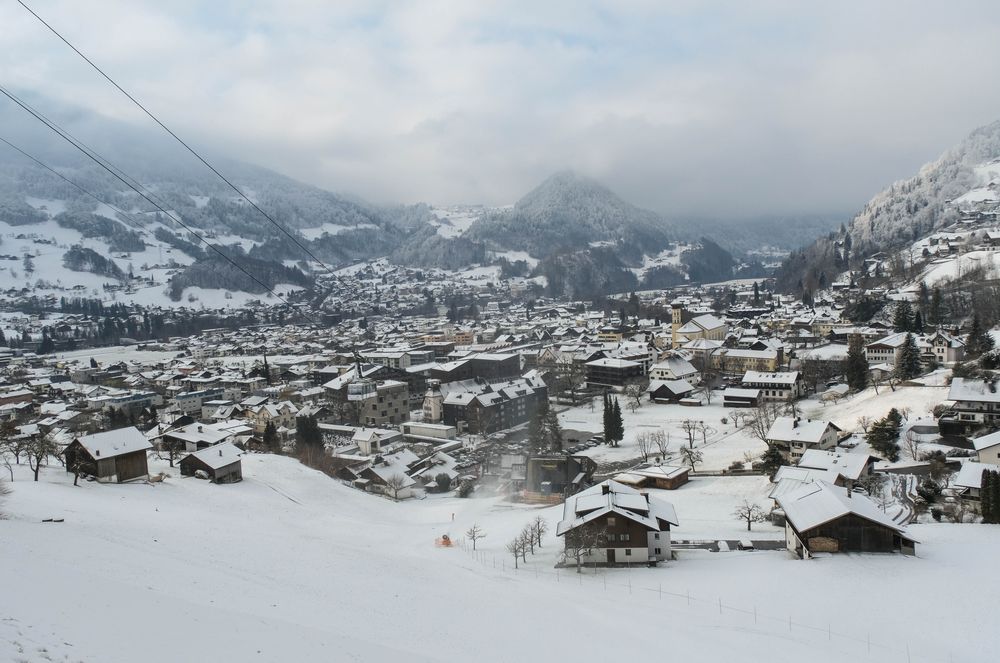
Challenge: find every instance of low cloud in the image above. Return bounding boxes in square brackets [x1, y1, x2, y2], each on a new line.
[2, 1, 999, 217]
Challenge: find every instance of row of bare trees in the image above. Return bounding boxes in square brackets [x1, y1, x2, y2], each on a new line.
[1, 432, 60, 482]
[634, 430, 670, 463]
[505, 516, 548, 569]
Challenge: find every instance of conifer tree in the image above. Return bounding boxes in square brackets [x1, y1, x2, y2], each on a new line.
[608, 398, 625, 446]
[895, 333, 922, 380]
[982, 470, 994, 523]
[845, 336, 869, 392]
[892, 301, 914, 333]
[929, 287, 944, 327]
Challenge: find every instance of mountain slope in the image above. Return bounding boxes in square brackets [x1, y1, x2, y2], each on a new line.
[776, 120, 1000, 293]
[466, 171, 672, 264]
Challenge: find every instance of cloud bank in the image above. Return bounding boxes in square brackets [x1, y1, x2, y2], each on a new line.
[2, 1, 1000, 217]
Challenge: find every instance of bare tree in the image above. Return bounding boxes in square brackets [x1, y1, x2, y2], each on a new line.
[856, 415, 873, 435]
[518, 529, 534, 562]
[623, 379, 648, 413]
[26, 433, 58, 482]
[0, 440, 14, 481]
[506, 537, 524, 569]
[747, 402, 783, 443]
[562, 524, 605, 573]
[857, 473, 885, 497]
[465, 523, 486, 551]
[635, 432, 652, 462]
[520, 524, 536, 556]
[679, 446, 703, 471]
[384, 473, 408, 500]
[680, 419, 698, 448]
[733, 499, 767, 531]
[651, 430, 670, 460]
[902, 429, 921, 461]
[531, 515, 548, 547]
[695, 421, 709, 445]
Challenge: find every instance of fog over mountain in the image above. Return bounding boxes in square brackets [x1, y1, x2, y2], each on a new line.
[3, 2, 1000, 218]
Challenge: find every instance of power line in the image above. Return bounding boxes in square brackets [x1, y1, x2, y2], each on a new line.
[0, 86, 185, 231]
[18, 0, 340, 279]
[0, 84, 316, 321]
[0, 134, 150, 229]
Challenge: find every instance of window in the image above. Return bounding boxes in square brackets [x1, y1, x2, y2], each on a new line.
[607, 517, 616, 526]
[625, 549, 632, 556]
[620, 533, 630, 542]
[655, 548, 662, 555]
[654, 533, 660, 540]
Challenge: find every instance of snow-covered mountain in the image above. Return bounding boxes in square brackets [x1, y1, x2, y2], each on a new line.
[466, 171, 673, 264]
[777, 120, 1000, 293]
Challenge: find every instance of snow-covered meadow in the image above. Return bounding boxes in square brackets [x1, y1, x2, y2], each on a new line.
[2, 454, 997, 662]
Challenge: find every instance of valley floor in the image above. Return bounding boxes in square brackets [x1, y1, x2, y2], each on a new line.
[2, 454, 997, 662]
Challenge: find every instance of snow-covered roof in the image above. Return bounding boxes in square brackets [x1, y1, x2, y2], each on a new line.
[766, 417, 839, 444]
[776, 480, 908, 535]
[184, 441, 243, 470]
[556, 480, 677, 537]
[797, 449, 871, 481]
[972, 430, 1000, 451]
[742, 370, 799, 385]
[74, 426, 152, 459]
[647, 379, 694, 395]
[954, 461, 1000, 490]
[948, 378, 1000, 404]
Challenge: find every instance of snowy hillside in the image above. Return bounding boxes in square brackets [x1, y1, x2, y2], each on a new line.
[2, 454, 997, 663]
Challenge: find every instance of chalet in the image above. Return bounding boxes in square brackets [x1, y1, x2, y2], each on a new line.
[179, 441, 243, 483]
[953, 461, 1000, 501]
[649, 355, 700, 384]
[866, 332, 964, 366]
[160, 420, 253, 452]
[766, 417, 841, 462]
[556, 480, 679, 566]
[356, 450, 420, 499]
[972, 430, 1000, 464]
[63, 426, 152, 483]
[741, 371, 803, 402]
[796, 449, 875, 485]
[939, 378, 1000, 434]
[776, 481, 916, 557]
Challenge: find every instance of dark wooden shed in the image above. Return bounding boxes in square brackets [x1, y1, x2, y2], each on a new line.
[63, 426, 152, 483]
[179, 442, 243, 484]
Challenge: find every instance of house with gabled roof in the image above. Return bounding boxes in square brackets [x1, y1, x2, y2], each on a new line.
[556, 480, 678, 566]
[776, 480, 916, 557]
[179, 441, 243, 484]
[766, 417, 842, 462]
[62, 426, 152, 483]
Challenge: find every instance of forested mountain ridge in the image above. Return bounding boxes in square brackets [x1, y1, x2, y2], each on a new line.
[776, 120, 1000, 294]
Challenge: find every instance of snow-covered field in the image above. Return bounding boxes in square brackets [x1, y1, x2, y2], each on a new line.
[559, 398, 765, 471]
[917, 251, 1000, 287]
[801, 385, 949, 432]
[2, 455, 997, 662]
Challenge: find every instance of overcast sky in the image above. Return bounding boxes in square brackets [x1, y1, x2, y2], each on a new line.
[2, 1, 1000, 218]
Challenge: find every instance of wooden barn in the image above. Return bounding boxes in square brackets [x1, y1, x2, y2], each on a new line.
[646, 379, 695, 404]
[776, 480, 916, 558]
[63, 426, 152, 483]
[179, 442, 243, 484]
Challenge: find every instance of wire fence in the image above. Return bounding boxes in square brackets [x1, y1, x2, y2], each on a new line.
[456, 538, 952, 663]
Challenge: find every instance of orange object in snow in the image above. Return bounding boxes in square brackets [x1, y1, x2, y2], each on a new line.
[435, 534, 453, 547]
